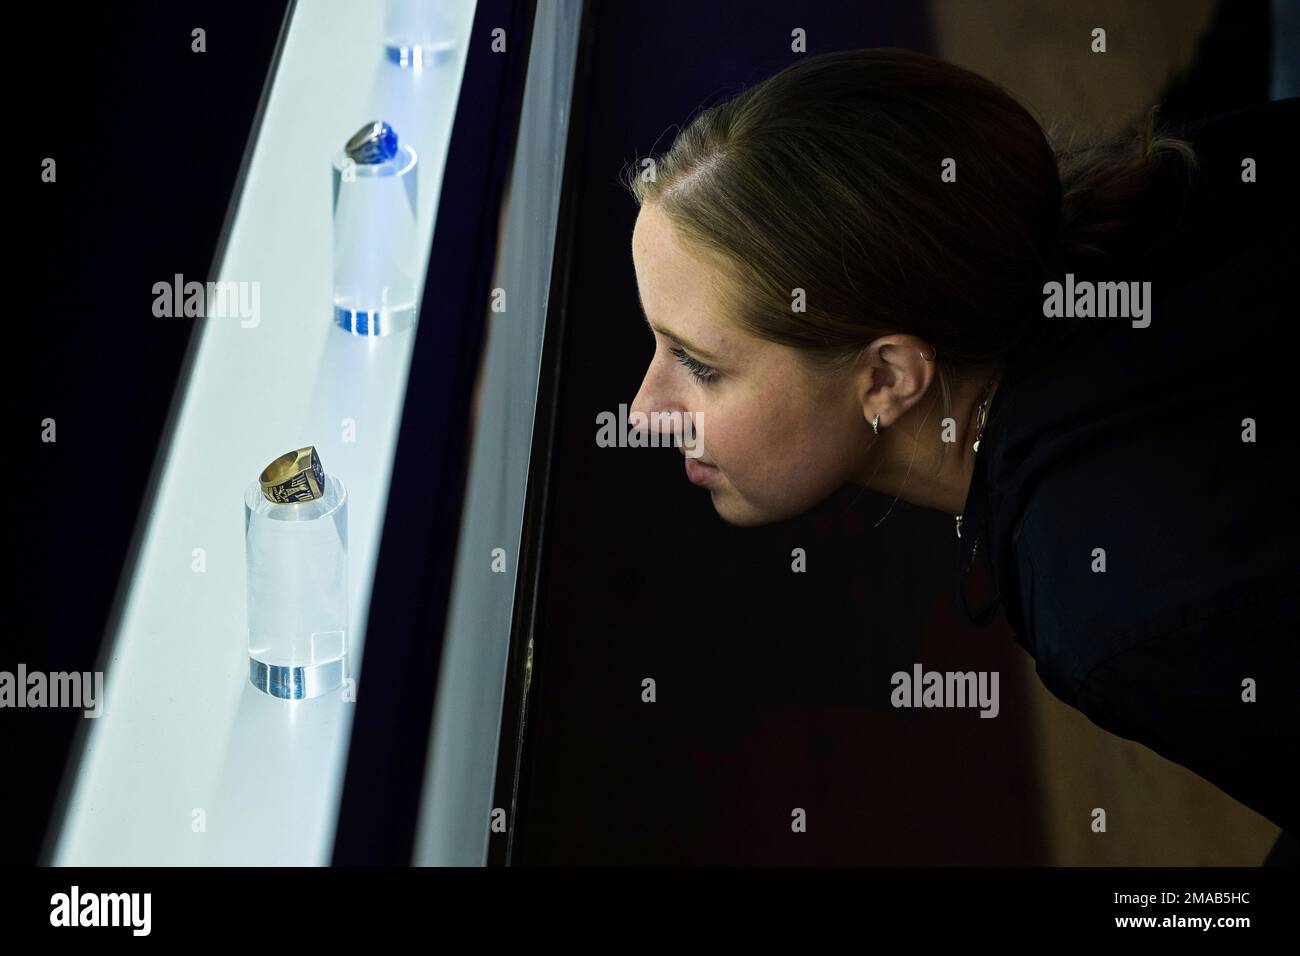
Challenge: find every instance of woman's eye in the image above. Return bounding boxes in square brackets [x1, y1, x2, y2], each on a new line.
[670, 346, 718, 384]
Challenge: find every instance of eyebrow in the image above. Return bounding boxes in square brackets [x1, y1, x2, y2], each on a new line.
[636, 291, 725, 364]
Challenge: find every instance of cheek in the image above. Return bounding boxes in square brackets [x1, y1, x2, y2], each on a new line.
[717, 393, 850, 488]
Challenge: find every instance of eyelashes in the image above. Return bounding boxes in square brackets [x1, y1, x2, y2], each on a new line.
[670, 346, 719, 384]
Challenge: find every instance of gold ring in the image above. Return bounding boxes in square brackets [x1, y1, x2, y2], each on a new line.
[259, 446, 326, 504]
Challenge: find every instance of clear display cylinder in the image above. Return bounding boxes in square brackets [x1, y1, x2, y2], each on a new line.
[243, 474, 349, 699]
[331, 144, 419, 336]
[384, 0, 459, 68]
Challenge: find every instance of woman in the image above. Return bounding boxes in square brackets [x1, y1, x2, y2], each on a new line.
[625, 49, 1297, 840]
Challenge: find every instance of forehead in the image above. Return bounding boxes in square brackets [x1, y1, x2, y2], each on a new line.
[632, 205, 728, 316]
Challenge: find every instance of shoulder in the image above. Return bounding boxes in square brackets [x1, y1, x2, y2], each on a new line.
[1007, 400, 1294, 704]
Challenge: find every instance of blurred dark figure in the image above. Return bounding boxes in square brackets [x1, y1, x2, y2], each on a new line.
[1158, 0, 1297, 868]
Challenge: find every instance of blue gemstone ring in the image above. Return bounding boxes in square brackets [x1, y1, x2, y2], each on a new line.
[344, 121, 399, 164]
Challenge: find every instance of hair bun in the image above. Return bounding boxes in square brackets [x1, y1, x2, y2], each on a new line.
[1051, 106, 1198, 267]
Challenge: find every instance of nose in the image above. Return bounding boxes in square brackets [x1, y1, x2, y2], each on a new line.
[630, 348, 689, 441]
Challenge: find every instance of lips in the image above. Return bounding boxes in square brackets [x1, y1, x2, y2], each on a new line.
[684, 456, 720, 486]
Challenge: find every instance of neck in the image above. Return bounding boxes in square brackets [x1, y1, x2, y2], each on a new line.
[855, 370, 999, 515]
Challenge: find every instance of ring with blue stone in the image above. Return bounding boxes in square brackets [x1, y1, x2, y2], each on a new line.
[344, 121, 399, 165]
[259, 446, 327, 504]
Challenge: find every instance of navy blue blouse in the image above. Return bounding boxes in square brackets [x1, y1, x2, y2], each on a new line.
[955, 98, 1299, 834]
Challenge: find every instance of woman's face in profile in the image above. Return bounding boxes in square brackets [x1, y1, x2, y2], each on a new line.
[629, 202, 874, 526]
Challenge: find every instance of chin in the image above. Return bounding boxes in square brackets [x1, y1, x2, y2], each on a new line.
[711, 490, 810, 528]
[714, 506, 771, 528]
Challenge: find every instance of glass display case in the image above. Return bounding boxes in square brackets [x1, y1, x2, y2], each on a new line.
[47, 0, 562, 866]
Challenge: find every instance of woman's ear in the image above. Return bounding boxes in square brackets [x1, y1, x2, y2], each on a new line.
[856, 335, 935, 429]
